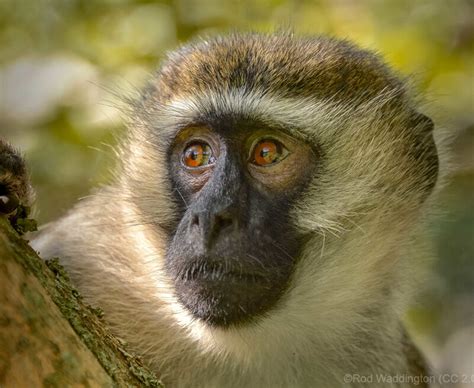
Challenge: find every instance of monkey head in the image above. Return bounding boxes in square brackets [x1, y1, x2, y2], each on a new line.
[119, 33, 439, 337]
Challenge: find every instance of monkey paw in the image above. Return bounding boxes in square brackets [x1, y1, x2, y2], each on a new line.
[0, 139, 36, 233]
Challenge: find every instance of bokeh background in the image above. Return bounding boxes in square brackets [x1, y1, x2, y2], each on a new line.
[1, 0, 472, 383]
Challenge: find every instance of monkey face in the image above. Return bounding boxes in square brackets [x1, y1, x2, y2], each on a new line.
[123, 33, 438, 337]
[164, 120, 317, 326]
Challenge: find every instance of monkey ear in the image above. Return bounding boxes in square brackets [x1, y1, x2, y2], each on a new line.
[412, 112, 434, 133]
[409, 112, 439, 198]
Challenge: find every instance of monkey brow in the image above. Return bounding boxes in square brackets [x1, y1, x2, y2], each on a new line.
[152, 90, 338, 141]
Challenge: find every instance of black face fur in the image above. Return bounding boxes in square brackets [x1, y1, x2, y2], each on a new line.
[164, 116, 316, 327]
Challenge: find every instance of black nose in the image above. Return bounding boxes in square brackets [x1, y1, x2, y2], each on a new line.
[190, 206, 237, 248]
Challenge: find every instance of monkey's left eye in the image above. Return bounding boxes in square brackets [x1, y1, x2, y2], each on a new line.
[251, 139, 288, 167]
[182, 142, 216, 168]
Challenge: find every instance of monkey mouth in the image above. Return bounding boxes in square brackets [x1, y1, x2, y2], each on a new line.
[171, 257, 291, 327]
[177, 261, 266, 283]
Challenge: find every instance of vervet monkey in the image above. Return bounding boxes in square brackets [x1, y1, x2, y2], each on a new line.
[2, 33, 439, 387]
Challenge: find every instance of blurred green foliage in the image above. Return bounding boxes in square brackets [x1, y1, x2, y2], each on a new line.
[0, 0, 472, 370]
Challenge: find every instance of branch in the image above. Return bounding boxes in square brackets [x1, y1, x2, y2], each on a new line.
[0, 216, 163, 387]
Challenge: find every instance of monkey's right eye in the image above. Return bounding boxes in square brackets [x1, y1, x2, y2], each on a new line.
[182, 142, 215, 168]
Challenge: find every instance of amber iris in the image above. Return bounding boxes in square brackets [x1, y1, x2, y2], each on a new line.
[253, 140, 281, 166]
[183, 142, 214, 168]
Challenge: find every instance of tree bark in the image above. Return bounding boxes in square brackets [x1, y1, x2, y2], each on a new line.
[0, 216, 163, 388]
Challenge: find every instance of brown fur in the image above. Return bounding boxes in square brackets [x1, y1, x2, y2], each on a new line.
[152, 33, 403, 103]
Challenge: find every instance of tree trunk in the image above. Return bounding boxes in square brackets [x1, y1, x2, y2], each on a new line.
[0, 216, 163, 388]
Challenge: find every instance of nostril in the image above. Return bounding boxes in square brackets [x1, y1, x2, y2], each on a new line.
[215, 214, 233, 231]
[191, 214, 200, 227]
[194, 208, 238, 249]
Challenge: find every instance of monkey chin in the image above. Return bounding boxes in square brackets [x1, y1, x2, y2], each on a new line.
[171, 258, 291, 327]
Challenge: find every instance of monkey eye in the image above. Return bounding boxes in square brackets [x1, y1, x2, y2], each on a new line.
[182, 142, 216, 168]
[251, 139, 288, 167]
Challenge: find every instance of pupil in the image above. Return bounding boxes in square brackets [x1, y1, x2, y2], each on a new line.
[261, 148, 270, 157]
[191, 150, 199, 160]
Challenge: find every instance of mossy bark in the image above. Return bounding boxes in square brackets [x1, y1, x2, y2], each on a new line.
[0, 217, 163, 388]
